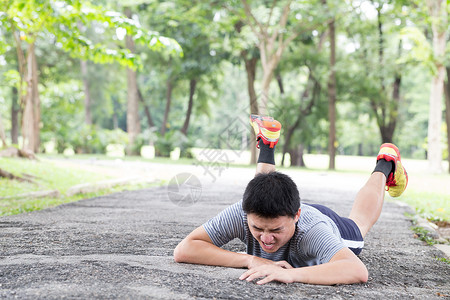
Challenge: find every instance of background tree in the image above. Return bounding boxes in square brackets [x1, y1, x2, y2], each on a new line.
[426, 0, 447, 173]
[327, 15, 337, 170]
[124, 7, 142, 155]
[0, 0, 180, 154]
[237, 0, 327, 114]
[0, 0, 446, 170]
[445, 67, 450, 173]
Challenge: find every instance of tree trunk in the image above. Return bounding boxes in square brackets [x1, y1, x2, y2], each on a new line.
[260, 64, 276, 115]
[282, 118, 300, 165]
[161, 79, 173, 136]
[379, 127, 394, 144]
[11, 86, 19, 144]
[243, 51, 259, 165]
[358, 143, 363, 156]
[22, 42, 40, 153]
[328, 19, 337, 170]
[77, 22, 92, 126]
[80, 59, 92, 125]
[296, 144, 306, 167]
[0, 114, 7, 147]
[124, 7, 141, 155]
[444, 67, 450, 173]
[125, 64, 141, 155]
[377, 6, 385, 91]
[281, 70, 319, 166]
[282, 31, 327, 166]
[368, 8, 401, 145]
[247, 0, 293, 115]
[32, 43, 41, 153]
[112, 95, 119, 130]
[0, 168, 34, 182]
[288, 148, 298, 167]
[288, 144, 306, 167]
[137, 88, 155, 128]
[276, 71, 285, 95]
[426, 0, 447, 173]
[181, 79, 197, 136]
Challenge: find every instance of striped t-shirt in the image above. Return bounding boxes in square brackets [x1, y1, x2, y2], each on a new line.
[203, 200, 346, 267]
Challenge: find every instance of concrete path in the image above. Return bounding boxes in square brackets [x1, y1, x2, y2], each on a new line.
[0, 165, 449, 299]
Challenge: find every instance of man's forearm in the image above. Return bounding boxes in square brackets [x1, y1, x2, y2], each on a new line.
[290, 257, 368, 285]
[241, 248, 368, 285]
[174, 239, 251, 268]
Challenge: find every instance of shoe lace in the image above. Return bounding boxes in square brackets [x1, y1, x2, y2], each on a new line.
[385, 173, 396, 190]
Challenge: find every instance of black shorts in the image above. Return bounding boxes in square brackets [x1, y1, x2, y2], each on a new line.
[308, 204, 364, 255]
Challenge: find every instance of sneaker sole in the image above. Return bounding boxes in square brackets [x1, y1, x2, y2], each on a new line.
[378, 143, 401, 162]
[250, 119, 281, 142]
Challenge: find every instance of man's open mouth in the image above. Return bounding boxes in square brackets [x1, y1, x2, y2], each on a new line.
[261, 241, 275, 250]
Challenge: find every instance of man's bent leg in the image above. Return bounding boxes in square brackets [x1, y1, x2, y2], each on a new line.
[348, 172, 386, 238]
[349, 143, 408, 238]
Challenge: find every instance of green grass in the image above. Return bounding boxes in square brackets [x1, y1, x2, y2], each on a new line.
[0, 157, 161, 216]
[40, 153, 197, 165]
[435, 257, 450, 265]
[0, 157, 110, 196]
[400, 191, 449, 222]
[410, 226, 439, 246]
[0, 181, 157, 216]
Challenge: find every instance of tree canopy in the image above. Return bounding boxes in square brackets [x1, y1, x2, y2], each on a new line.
[0, 0, 448, 171]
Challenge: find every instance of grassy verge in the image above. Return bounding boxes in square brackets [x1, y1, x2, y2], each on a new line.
[0, 157, 161, 216]
[400, 191, 449, 222]
[0, 157, 111, 196]
[0, 181, 158, 216]
[40, 153, 197, 165]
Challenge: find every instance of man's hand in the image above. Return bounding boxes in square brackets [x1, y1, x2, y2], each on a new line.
[239, 264, 295, 285]
[247, 256, 293, 270]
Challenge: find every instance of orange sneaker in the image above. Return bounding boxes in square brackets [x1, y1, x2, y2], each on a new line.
[249, 114, 281, 148]
[376, 143, 408, 197]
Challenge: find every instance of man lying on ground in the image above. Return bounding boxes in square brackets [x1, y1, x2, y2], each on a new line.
[174, 114, 408, 285]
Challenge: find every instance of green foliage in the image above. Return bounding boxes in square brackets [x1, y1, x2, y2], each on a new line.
[435, 257, 450, 265]
[0, 0, 446, 165]
[398, 27, 434, 73]
[68, 125, 128, 154]
[0, 0, 182, 69]
[411, 226, 437, 246]
[154, 130, 188, 157]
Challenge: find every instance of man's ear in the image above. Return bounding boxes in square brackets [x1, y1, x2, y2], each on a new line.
[294, 208, 301, 222]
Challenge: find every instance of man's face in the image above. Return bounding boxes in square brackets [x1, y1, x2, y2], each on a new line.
[247, 209, 301, 253]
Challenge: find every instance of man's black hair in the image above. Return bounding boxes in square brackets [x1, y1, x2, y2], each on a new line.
[242, 171, 301, 218]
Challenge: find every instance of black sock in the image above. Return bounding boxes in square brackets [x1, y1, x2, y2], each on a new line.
[372, 159, 395, 179]
[257, 139, 275, 165]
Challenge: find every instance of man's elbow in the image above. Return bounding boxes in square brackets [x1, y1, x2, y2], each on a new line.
[345, 259, 369, 284]
[173, 241, 187, 263]
[356, 264, 369, 283]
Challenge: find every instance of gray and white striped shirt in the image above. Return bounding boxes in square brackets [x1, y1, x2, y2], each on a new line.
[203, 200, 346, 267]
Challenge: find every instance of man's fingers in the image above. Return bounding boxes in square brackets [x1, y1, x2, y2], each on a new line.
[239, 269, 259, 281]
[240, 269, 267, 282]
[239, 270, 251, 280]
[275, 261, 293, 269]
[257, 275, 273, 285]
[245, 271, 265, 282]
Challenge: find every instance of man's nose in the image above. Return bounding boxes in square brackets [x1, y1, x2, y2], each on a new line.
[261, 233, 274, 243]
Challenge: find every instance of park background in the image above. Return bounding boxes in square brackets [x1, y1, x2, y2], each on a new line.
[0, 1, 449, 238]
